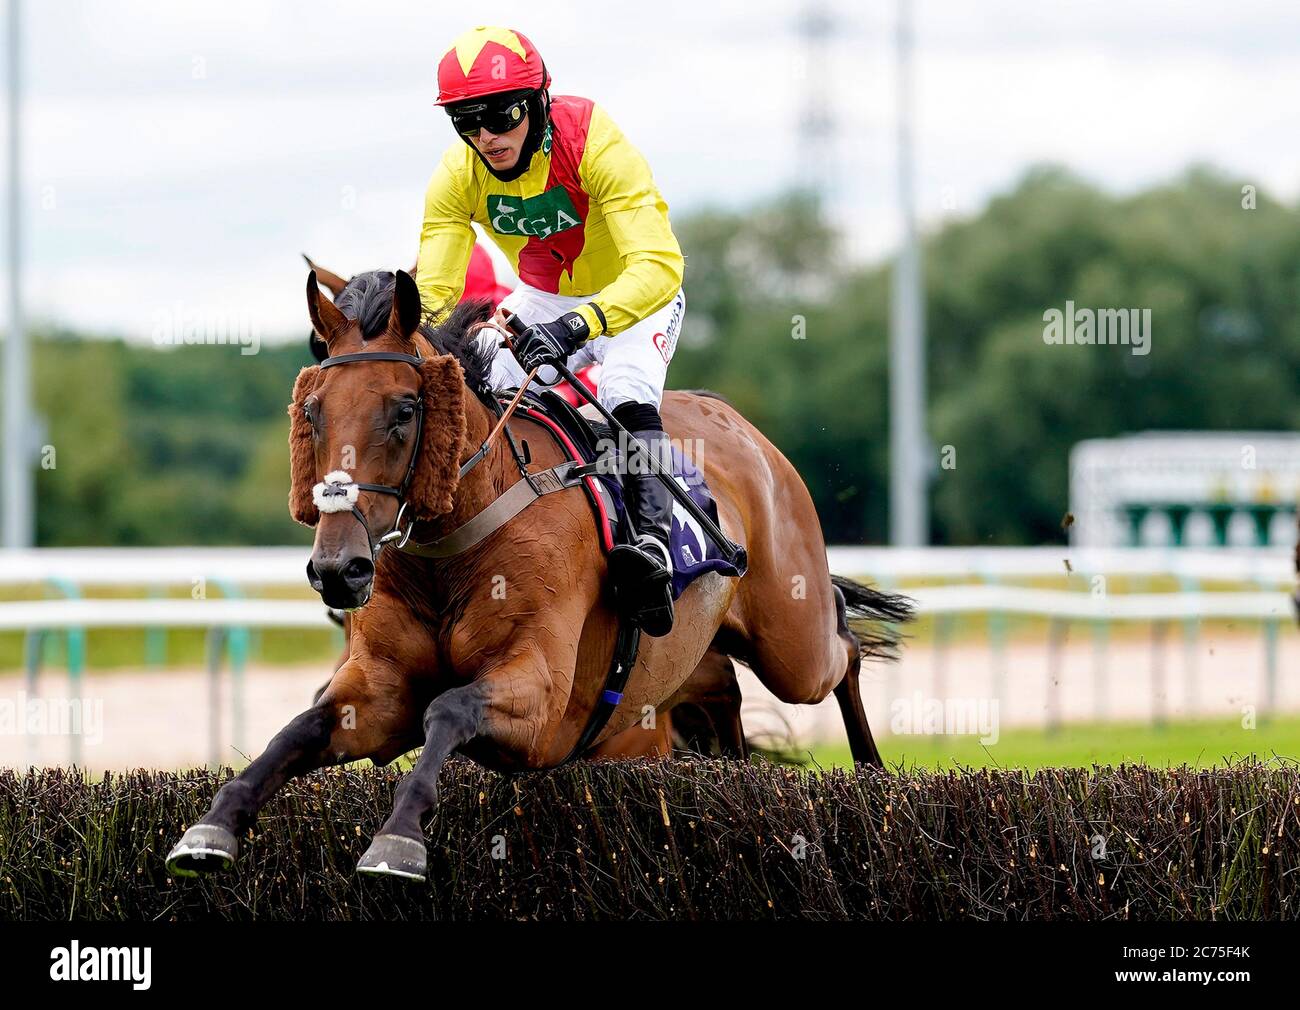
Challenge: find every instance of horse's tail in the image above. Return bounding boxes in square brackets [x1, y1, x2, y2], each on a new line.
[831, 574, 915, 661]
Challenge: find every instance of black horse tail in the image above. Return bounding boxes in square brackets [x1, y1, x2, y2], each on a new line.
[831, 574, 915, 662]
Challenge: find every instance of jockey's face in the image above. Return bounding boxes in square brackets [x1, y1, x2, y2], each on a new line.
[469, 111, 529, 172]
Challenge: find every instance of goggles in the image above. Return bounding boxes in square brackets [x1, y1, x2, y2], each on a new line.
[449, 95, 530, 138]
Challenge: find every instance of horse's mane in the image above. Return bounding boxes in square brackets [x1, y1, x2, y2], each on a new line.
[334, 269, 498, 391]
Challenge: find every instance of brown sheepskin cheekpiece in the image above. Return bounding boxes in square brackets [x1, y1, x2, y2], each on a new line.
[286, 355, 467, 527]
[288, 365, 322, 526]
[409, 354, 467, 519]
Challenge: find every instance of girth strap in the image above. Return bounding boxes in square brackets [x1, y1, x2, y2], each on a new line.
[398, 460, 594, 559]
[563, 621, 642, 762]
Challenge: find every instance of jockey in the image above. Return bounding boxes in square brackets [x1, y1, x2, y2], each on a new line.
[416, 25, 685, 637]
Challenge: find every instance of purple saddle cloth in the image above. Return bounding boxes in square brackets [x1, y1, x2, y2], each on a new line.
[597, 444, 742, 601]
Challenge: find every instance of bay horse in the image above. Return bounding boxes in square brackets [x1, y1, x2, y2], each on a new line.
[167, 268, 911, 881]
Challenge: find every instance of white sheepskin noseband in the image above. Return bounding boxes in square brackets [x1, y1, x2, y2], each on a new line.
[312, 470, 360, 514]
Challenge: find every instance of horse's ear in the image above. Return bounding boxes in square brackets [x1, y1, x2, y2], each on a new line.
[387, 269, 423, 342]
[288, 365, 322, 526]
[301, 254, 349, 297]
[407, 354, 467, 519]
[307, 271, 350, 345]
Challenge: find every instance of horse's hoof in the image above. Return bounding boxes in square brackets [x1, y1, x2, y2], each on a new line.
[356, 833, 427, 882]
[166, 823, 238, 877]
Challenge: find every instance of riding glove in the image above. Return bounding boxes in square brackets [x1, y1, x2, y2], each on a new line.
[514, 311, 591, 372]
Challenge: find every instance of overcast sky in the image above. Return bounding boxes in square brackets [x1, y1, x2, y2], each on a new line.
[2, 0, 1297, 342]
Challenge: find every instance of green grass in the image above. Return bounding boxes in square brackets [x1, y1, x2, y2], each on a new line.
[809, 714, 1300, 771]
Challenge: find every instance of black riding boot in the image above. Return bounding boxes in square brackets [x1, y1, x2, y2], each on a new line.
[608, 427, 675, 637]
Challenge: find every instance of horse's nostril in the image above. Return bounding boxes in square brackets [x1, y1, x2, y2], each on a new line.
[305, 560, 324, 591]
[341, 557, 375, 591]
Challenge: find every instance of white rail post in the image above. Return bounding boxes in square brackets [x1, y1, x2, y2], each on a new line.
[22, 626, 40, 766]
[1150, 620, 1168, 728]
[1180, 575, 1199, 716]
[1046, 618, 1067, 735]
[206, 627, 225, 767]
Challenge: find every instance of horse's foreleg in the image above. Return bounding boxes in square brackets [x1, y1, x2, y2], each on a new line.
[355, 680, 491, 880]
[166, 703, 338, 876]
[356, 648, 558, 882]
[166, 660, 408, 877]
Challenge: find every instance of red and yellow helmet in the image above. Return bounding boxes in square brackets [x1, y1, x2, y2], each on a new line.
[436, 26, 551, 106]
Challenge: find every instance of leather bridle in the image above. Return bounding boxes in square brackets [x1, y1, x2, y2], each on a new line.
[310, 347, 524, 560]
[312, 349, 427, 558]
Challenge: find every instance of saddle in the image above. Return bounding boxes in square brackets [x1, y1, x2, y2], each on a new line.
[515, 388, 743, 599]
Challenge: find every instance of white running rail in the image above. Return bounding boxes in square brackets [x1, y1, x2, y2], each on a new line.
[1, 546, 1294, 765]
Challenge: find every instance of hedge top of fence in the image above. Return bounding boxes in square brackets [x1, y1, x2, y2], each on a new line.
[2, 759, 1297, 921]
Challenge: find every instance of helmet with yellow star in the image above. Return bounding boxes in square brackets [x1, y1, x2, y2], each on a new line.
[435, 26, 553, 182]
[436, 25, 550, 105]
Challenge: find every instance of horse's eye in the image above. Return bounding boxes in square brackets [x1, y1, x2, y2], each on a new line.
[395, 404, 416, 425]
